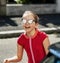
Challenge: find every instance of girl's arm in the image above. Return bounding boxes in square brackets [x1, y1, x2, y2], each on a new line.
[43, 37, 50, 55]
[4, 44, 23, 63]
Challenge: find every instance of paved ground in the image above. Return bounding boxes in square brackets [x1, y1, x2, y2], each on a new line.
[0, 14, 60, 38]
[0, 14, 60, 32]
[0, 34, 60, 63]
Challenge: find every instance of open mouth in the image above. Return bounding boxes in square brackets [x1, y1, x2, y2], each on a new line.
[25, 27, 30, 29]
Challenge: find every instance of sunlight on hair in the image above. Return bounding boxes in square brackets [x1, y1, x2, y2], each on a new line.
[22, 11, 34, 17]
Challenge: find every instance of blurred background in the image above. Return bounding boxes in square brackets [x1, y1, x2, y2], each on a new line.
[0, 0, 60, 16]
[0, 0, 60, 63]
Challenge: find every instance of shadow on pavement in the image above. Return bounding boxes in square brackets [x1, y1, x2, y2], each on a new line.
[0, 17, 18, 26]
[0, 14, 60, 28]
[39, 14, 60, 27]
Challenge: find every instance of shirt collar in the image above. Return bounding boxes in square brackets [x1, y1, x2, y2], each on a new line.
[24, 29, 39, 39]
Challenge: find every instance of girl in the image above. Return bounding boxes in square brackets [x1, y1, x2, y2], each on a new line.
[4, 10, 50, 63]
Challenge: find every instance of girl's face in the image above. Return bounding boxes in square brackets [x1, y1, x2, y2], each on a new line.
[22, 15, 38, 33]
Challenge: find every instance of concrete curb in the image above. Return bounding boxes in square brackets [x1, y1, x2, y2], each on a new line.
[0, 27, 60, 38]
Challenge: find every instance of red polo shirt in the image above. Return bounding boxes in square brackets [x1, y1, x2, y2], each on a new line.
[17, 29, 48, 63]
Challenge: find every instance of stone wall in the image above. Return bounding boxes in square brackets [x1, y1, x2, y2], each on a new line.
[6, 4, 56, 16]
[1, 0, 60, 16]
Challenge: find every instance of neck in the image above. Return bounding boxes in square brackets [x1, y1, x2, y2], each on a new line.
[26, 29, 36, 37]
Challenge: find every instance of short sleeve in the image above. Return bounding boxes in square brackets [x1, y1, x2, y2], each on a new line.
[40, 32, 48, 42]
[17, 34, 24, 47]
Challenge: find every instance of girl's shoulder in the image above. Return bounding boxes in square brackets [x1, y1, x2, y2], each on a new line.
[38, 30, 47, 36]
[18, 33, 25, 39]
[37, 30, 48, 40]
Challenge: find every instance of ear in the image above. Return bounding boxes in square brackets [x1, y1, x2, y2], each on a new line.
[35, 23, 39, 28]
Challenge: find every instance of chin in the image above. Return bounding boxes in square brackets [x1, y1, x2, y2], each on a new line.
[25, 29, 31, 33]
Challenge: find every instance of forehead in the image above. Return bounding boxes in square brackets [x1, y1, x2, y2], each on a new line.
[22, 12, 35, 20]
[23, 15, 35, 20]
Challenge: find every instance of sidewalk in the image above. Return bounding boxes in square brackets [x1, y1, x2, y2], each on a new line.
[0, 14, 60, 38]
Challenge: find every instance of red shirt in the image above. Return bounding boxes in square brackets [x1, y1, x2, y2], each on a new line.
[17, 30, 48, 63]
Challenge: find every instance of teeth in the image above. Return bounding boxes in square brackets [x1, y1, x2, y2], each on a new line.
[25, 27, 30, 28]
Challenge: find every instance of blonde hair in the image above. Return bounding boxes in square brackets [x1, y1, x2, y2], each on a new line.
[22, 10, 39, 23]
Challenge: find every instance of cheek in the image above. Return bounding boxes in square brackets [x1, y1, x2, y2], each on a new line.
[30, 24, 36, 28]
[22, 24, 25, 29]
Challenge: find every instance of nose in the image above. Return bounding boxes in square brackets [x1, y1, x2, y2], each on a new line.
[25, 22, 29, 25]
